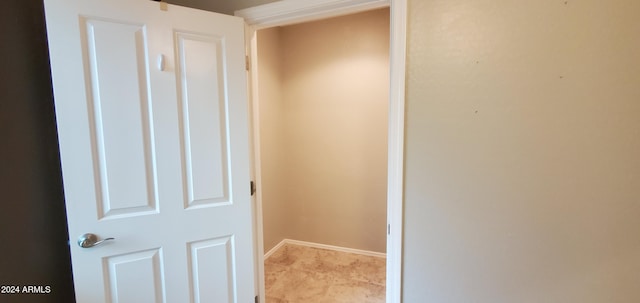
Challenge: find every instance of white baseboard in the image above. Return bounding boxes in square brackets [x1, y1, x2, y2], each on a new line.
[264, 239, 289, 260]
[264, 239, 386, 260]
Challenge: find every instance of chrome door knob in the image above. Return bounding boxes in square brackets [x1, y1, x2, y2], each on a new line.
[77, 233, 114, 248]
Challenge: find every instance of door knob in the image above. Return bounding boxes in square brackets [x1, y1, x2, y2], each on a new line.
[77, 233, 114, 248]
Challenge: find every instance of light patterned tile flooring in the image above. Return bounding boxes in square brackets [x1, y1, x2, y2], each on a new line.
[264, 243, 386, 303]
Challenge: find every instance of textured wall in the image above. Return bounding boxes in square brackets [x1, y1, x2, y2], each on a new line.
[258, 8, 390, 253]
[403, 0, 640, 302]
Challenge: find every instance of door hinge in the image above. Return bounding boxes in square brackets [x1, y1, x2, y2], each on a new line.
[387, 224, 390, 235]
[250, 181, 256, 196]
[255, 295, 259, 303]
[245, 55, 250, 71]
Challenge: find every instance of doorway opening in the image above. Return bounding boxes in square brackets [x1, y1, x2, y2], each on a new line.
[251, 7, 390, 302]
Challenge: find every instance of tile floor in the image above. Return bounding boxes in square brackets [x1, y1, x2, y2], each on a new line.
[264, 243, 386, 303]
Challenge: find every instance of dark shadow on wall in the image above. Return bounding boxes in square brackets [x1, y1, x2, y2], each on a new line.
[0, 0, 75, 302]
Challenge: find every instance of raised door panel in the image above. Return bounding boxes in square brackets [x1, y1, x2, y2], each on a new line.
[187, 237, 236, 303]
[105, 249, 165, 303]
[81, 17, 158, 219]
[176, 32, 231, 209]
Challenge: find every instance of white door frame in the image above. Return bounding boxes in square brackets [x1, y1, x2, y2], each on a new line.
[236, 0, 406, 302]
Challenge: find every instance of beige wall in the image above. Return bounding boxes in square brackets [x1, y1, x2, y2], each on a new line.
[403, 0, 640, 302]
[258, 8, 390, 253]
[257, 27, 289, 253]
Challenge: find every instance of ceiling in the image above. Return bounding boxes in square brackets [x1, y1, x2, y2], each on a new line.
[166, 0, 280, 15]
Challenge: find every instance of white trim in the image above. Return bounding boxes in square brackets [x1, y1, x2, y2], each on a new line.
[239, 1, 406, 302]
[387, 1, 406, 302]
[246, 27, 267, 302]
[235, 0, 389, 29]
[264, 239, 289, 260]
[266, 239, 387, 259]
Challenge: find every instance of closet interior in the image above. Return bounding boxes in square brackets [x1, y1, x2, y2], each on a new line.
[254, 7, 391, 302]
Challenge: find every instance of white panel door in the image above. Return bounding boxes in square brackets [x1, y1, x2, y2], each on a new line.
[44, 0, 255, 302]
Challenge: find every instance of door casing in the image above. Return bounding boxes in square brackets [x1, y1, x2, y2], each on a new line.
[236, 1, 407, 302]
